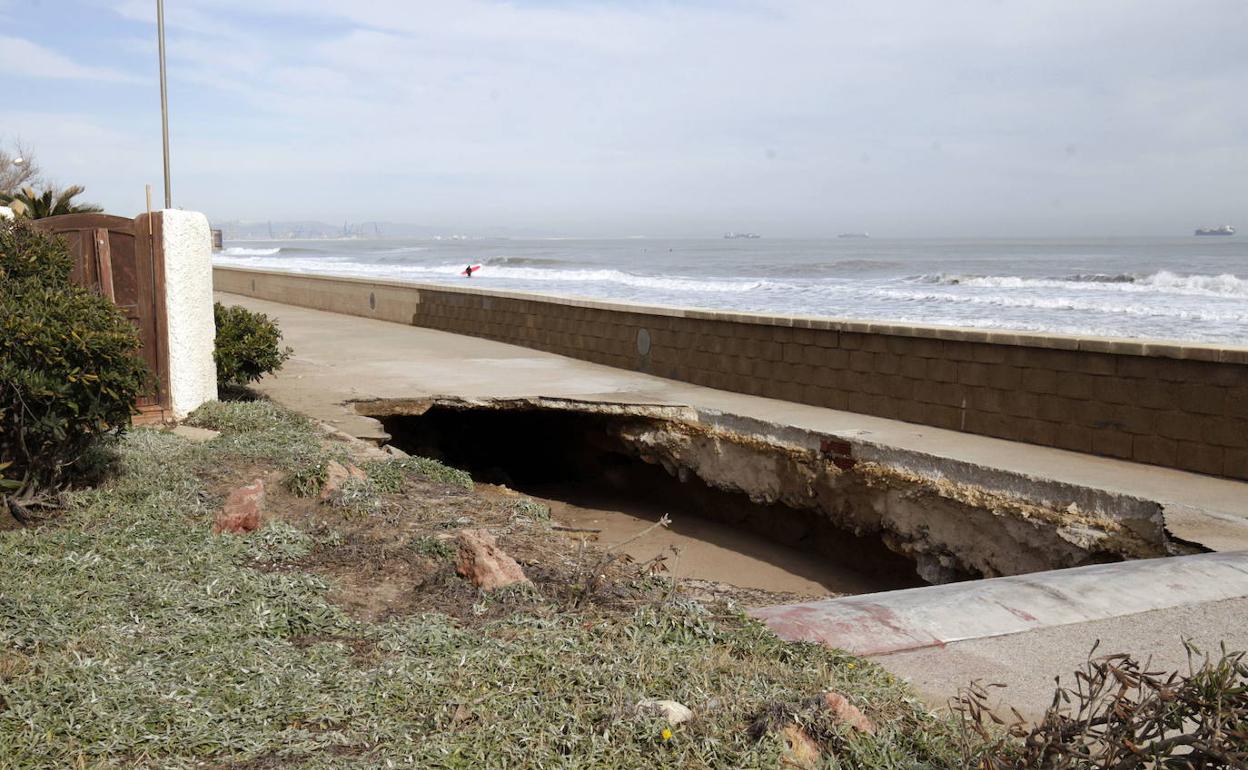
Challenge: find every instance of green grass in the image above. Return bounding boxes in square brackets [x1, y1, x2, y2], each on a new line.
[0, 401, 965, 769]
[413, 536, 455, 559]
[363, 455, 473, 491]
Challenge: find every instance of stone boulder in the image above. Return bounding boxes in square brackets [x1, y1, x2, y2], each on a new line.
[636, 699, 694, 725]
[214, 479, 266, 534]
[454, 528, 530, 591]
[319, 460, 367, 502]
[779, 724, 820, 769]
[820, 691, 876, 734]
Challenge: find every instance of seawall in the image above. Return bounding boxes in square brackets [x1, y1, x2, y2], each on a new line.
[213, 266, 1248, 480]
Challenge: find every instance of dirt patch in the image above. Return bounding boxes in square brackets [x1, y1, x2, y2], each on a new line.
[288, 634, 383, 666]
[253, 465, 671, 624]
[197, 423, 849, 629]
[214, 744, 369, 770]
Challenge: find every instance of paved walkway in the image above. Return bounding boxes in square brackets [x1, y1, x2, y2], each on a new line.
[218, 292, 1248, 717]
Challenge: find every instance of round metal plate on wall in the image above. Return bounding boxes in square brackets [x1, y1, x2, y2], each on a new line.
[636, 328, 652, 356]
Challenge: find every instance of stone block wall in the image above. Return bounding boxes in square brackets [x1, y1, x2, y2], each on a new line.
[213, 267, 1248, 479]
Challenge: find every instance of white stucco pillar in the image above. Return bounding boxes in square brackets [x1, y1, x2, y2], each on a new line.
[159, 209, 218, 418]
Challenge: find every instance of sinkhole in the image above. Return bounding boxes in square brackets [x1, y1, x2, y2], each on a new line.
[369, 403, 927, 596]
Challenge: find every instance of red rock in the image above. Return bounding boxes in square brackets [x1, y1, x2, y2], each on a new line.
[779, 724, 820, 769]
[820, 691, 876, 734]
[214, 479, 266, 534]
[319, 460, 367, 501]
[454, 528, 530, 591]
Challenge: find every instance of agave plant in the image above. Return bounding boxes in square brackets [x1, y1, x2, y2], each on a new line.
[0, 185, 103, 218]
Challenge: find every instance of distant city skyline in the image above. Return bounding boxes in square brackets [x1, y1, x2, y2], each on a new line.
[2, 1, 1246, 237]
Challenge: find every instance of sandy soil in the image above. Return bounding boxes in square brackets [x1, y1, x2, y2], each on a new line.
[518, 482, 893, 598]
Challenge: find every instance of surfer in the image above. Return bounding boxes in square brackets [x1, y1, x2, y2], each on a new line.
[463, 264, 474, 278]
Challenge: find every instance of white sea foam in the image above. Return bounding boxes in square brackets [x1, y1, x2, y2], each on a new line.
[373, 245, 429, 255]
[865, 287, 1248, 323]
[921, 270, 1248, 297]
[1135, 270, 1248, 296]
[212, 254, 771, 293]
[222, 247, 282, 256]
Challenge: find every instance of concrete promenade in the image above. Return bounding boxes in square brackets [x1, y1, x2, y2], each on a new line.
[218, 292, 1248, 714]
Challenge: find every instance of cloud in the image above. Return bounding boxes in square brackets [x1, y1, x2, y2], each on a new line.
[0, 35, 141, 83]
[21, 0, 1248, 233]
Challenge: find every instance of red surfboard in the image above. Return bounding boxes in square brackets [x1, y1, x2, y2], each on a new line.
[462, 264, 482, 276]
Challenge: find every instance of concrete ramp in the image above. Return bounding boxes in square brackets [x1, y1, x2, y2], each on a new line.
[750, 552, 1248, 656]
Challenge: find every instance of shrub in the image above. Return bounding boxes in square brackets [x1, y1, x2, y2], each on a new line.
[0, 219, 149, 501]
[0, 216, 72, 284]
[956, 643, 1248, 768]
[213, 303, 292, 388]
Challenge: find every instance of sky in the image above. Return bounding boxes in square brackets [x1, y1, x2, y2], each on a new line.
[1, 0, 1246, 237]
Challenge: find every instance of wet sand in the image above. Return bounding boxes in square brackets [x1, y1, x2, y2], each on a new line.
[523, 483, 894, 598]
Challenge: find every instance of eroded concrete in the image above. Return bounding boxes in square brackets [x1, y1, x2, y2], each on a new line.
[364, 396, 1181, 581]
[610, 418, 1174, 581]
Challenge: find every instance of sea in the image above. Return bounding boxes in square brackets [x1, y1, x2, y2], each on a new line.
[213, 236, 1248, 345]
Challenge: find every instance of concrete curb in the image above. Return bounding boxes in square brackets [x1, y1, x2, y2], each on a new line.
[750, 552, 1248, 656]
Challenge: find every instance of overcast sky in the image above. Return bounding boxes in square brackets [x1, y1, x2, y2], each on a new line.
[2, 0, 1246, 236]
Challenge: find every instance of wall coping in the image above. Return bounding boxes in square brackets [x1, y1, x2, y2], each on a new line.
[213, 265, 1248, 364]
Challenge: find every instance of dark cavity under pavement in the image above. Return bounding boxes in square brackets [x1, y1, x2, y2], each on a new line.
[373, 405, 924, 596]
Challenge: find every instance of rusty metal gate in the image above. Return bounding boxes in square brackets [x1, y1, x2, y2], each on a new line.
[34, 213, 170, 421]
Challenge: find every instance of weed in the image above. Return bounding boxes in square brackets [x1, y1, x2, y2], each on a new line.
[363, 455, 473, 491]
[414, 536, 454, 559]
[955, 642, 1248, 769]
[511, 498, 550, 521]
[186, 399, 309, 435]
[327, 475, 383, 518]
[284, 456, 330, 497]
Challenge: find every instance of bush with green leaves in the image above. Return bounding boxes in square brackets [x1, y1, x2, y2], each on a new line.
[213, 302, 292, 388]
[0, 218, 148, 502]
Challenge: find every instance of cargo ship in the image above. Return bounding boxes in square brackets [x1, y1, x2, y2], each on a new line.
[1194, 225, 1235, 236]
[837, 232, 870, 239]
[723, 232, 761, 239]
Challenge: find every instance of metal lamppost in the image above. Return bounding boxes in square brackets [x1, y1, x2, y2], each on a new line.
[157, 0, 172, 208]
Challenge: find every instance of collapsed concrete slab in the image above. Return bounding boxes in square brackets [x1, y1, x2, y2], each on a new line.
[359, 396, 1199, 584]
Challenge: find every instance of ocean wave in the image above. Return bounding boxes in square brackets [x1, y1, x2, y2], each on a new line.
[212, 254, 773, 293]
[483, 256, 569, 267]
[866, 286, 1248, 322]
[913, 270, 1248, 297]
[496, 267, 772, 292]
[775, 259, 901, 274]
[372, 245, 429, 255]
[1136, 271, 1248, 296]
[1062, 273, 1136, 283]
[222, 246, 282, 256]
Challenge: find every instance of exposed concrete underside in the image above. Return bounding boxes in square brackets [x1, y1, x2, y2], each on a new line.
[363, 395, 1175, 582]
